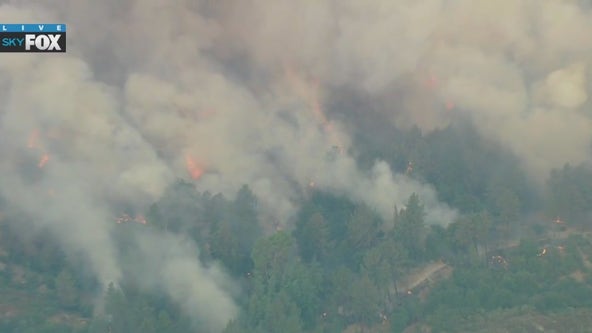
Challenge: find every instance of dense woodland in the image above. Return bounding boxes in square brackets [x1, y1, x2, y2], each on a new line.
[2, 123, 592, 332]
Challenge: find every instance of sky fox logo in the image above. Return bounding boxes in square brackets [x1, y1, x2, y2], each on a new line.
[25, 34, 62, 51]
[0, 24, 67, 53]
[2, 34, 62, 51]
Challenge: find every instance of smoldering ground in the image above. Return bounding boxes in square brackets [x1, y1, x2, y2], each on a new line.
[1, 0, 591, 331]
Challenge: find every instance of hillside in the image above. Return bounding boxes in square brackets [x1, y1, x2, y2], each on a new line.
[1, 124, 592, 333]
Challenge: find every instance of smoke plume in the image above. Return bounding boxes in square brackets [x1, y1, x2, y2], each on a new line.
[3, 0, 591, 330]
[215, 0, 592, 182]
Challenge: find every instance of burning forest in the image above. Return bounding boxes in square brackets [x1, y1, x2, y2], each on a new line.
[0, 0, 591, 332]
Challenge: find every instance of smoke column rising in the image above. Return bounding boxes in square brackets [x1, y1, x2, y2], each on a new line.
[216, 0, 592, 182]
[2, 0, 591, 330]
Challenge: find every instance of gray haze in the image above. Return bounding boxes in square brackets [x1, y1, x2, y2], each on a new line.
[1, 0, 591, 331]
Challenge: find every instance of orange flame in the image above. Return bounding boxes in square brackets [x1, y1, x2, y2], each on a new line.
[115, 213, 147, 225]
[308, 80, 346, 150]
[284, 64, 346, 152]
[38, 153, 49, 168]
[406, 161, 414, 174]
[309, 78, 330, 128]
[284, 65, 330, 126]
[185, 155, 204, 180]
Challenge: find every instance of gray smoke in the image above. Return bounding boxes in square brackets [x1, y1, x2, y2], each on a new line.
[215, 0, 592, 183]
[7, 0, 591, 330]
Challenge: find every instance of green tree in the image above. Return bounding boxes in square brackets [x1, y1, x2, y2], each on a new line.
[294, 212, 333, 263]
[327, 266, 356, 312]
[450, 212, 491, 264]
[492, 188, 520, 237]
[285, 261, 324, 328]
[362, 244, 391, 294]
[146, 203, 164, 231]
[210, 218, 249, 275]
[104, 283, 131, 333]
[425, 225, 453, 261]
[88, 316, 110, 333]
[350, 274, 382, 324]
[151, 180, 203, 235]
[210, 185, 261, 275]
[55, 269, 78, 309]
[251, 231, 297, 289]
[362, 238, 408, 302]
[345, 205, 381, 266]
[156, 310, 174, 332]
[245, 232, 314, 332]
[233, 185, 262, 253]
[223, 318, 251, 333]
[546, 164, 592, 223]
[258, 291, 303, 333]
[394, 194, 426, 259]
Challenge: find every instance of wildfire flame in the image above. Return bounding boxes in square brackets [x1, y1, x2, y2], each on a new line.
[116, 213, 147, 225]
[116, 214, 130, 224]
[422, 73, 456, 112]
[490, 255, 509, 269]
[27, 130, 51, 169]
[309, 78, 330, 128]
[283, 64, 344, 149]
[185, 155, 204, 180]
[309, 83, 346, 152]
[38, 153, 49, 168]
[406, 161, 414, 174]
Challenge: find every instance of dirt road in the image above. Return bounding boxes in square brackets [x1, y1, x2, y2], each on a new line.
[399, 261, 449, 291]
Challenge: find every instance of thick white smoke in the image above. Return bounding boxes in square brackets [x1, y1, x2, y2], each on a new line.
[6, 0, 592, 330]
[131, 231, 240, 332]
[0, 1, 456, 330]
[216, 0, 592, 183]
[0, 4, 235, 331]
